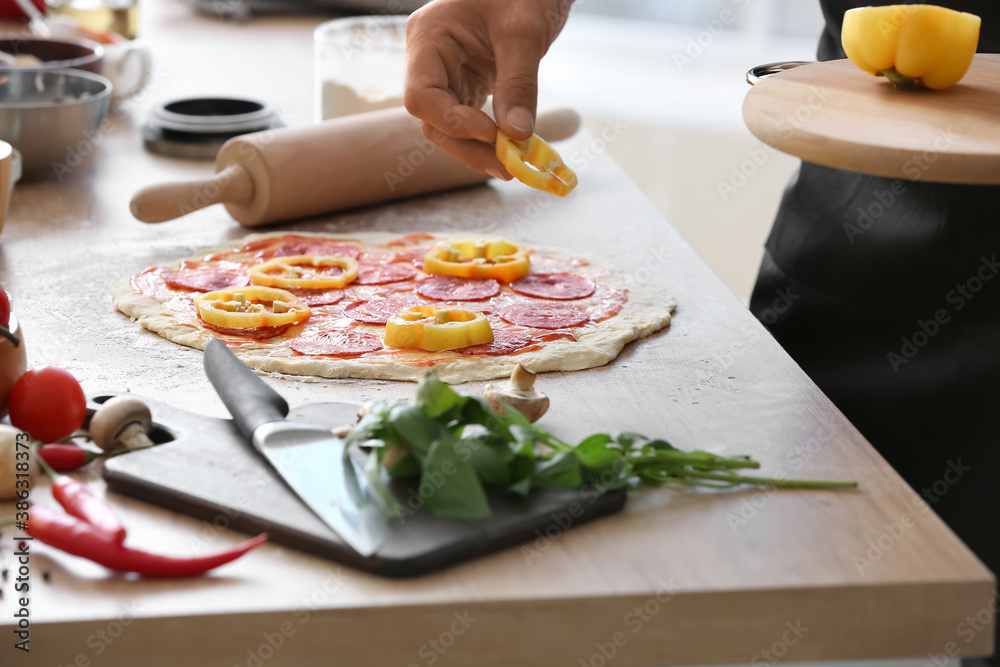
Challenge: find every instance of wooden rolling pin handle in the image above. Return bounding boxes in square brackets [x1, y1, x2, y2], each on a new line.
[130, 163, 254, 223]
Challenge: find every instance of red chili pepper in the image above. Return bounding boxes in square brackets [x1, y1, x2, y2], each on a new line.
[36, 456, 127, 544]
[37, 443, 102, 472]
[26, 506, 267, 578]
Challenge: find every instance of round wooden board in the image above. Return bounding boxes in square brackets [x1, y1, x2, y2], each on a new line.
[742, 54, 1000, 184]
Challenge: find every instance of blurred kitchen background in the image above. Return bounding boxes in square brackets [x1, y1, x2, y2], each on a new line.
[542, 0, 825, 304]
[181, 0, 825, 304]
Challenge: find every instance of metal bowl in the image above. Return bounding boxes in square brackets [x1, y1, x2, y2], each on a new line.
[0, 68, 112, 181]
[0, 36, 104, 74]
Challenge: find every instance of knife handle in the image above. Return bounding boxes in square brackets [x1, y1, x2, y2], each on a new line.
[203, 339, 289, 439]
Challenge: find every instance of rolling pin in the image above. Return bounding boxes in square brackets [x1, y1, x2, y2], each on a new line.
[130, 106, 581, 227]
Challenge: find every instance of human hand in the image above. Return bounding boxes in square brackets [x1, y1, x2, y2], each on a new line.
[404, 0, 572, 179]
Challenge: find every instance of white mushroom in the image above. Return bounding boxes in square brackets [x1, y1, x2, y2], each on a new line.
[88, 396, 155, 452]
[482, 364, 550, 423]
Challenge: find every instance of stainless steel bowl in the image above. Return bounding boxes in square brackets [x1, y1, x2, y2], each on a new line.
[0, 37, 104, 75]
[0, 68, 112, 181]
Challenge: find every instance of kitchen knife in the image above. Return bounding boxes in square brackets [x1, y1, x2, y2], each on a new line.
[203, 338, 387, 556]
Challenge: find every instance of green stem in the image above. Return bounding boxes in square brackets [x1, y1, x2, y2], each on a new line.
[684, 470, 858, 490]
[877, 68, 922, 88]
[0, 325, 19, 347]
[56, 431, 93, 444]
[630, 451, 761, 470]
[33, 447, 59, 481]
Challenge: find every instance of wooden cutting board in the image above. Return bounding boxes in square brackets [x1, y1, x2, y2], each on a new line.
[98, 393, 625, 577]
[742, 54, 1000, 184]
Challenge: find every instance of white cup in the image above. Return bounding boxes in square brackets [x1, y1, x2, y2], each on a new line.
[103, 39, 153, 105]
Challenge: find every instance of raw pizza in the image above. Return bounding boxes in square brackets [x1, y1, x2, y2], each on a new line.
[113, 231, 675, 383]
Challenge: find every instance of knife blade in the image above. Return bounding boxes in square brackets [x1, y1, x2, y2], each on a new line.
[203, 338, 387, 556]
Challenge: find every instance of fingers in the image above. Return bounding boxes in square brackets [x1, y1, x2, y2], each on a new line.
[491, 36, 543, 141]
[420, 121, 513, 181]
[405, 4, 494, 140]
[405, 85, 496, 144]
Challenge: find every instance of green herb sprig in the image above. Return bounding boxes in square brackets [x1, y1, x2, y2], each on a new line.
[345, 373, 858, 520]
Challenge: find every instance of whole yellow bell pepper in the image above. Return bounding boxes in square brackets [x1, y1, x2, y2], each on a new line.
[384, 306, 493, 352]
[842, 5, 981, 90]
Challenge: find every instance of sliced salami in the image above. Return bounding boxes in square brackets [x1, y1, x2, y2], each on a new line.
[274, 240, 361, 259]
[165, 267, 249, 292]
[511, 273, 595, 300]
[415, 275, 500, 301]
[389, 246, 430, 266]
[499, 302, 589, 329]
[354, 262, 417, 285]
[292, 288, 345, 307]
[290, 329, 383, 356]
[455, 329, 535, 356]
[343, 297, 414, 325]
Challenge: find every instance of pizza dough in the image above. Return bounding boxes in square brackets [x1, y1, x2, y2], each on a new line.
[113, 231, 675, 383]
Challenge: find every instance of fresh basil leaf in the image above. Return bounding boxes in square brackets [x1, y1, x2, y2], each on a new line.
[613, 431, 647, 449]
[415, 372, 464, 418]
[460, 396, 512, 437]
[384, 446, 422, 478]
[577, 448, 625, 471]
[644, 438, 676, 451]
[534, 452, 583, 487]
[421, 438, 492, 519]
[510, 423, 542, 449]
[507, 477, 533, 496]
[507, 455, 536, 495]
[578, 433, 612, 450]
[455, 435, 513, 485]
[364, 448, 405, 518]
[386, 403, 446, 455]
[344, 402, 393, 447]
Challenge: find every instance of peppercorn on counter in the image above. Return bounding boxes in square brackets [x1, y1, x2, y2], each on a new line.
[0, 4, 994, 667]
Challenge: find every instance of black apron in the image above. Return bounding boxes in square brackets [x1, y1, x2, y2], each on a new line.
[750, 2, 1000, 651]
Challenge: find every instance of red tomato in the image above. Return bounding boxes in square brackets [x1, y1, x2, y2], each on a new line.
[9, 366, 88, 443]
[0, 288, 10, 329]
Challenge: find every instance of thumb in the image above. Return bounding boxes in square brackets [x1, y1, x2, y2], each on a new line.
[492, 40, 543, 141]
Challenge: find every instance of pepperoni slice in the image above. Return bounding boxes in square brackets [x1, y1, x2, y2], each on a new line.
[290, 329, 383, 356]
[274, 240, 361, 259]
[499, 302, 589, 329]
[455, 329, 535, 356]
[292, 288, 345, 307]
[511, 273, 596, 300]
[354, 262, 417, 285]
[166, 267, 249, 292]
[343, 298, 414, 325]
[390, 246, 430, 266]
[415, 275, 501, 301]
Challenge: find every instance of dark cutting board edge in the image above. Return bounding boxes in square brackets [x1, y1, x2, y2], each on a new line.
[97, 393, 626, 578]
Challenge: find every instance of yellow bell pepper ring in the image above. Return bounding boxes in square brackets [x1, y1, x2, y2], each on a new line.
[384, 306, 494, 352]
[195, 286, 311, 329]
[423, 238, 531, 283]
[841, 5, 981, 90]
[495, 129, 578, 197]
[249, 255, 359, 289]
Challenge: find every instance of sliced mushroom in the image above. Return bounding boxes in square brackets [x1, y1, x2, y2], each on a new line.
[482, 364, 550, 423]
[88, 396, 155, 452]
